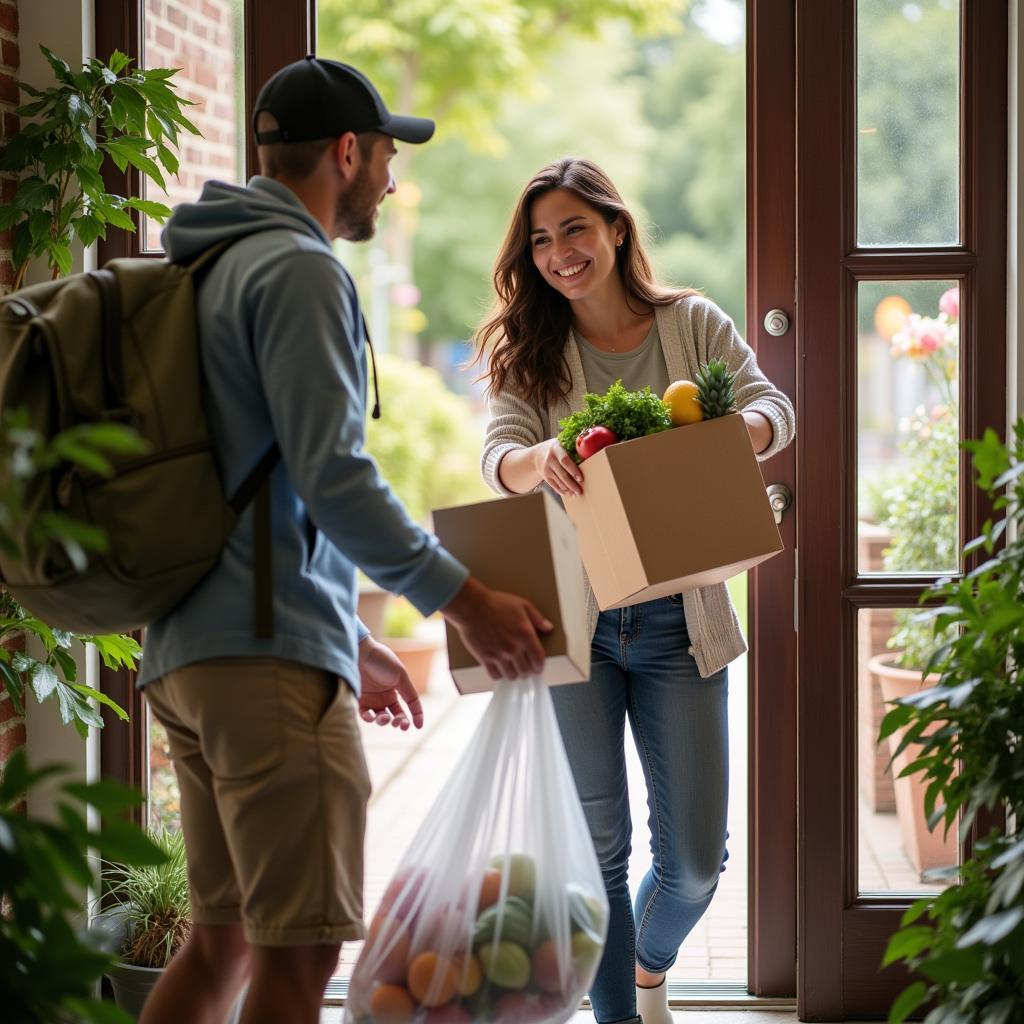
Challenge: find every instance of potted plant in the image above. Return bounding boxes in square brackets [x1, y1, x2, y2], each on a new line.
[868, 289, 961, 875]
[381, 596, 438, 696]
[0, 457, 167, 1023]
[99, 827, 191, 1018]
[881, 421, 1024, 1024]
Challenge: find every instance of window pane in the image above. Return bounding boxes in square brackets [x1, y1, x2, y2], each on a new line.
[856, 0, 960, 247]
[857, 609, 958, 894]
[141, 0, 245, 250]
[857, 280, 960, 574]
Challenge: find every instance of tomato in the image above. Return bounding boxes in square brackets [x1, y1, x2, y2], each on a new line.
[575, 426, 618, 461]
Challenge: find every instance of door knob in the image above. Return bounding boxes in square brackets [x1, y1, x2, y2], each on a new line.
[767, 482, 792, 525]
[763, 308, 790, 336]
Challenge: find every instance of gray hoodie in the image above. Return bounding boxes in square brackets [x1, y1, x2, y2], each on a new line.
[138, 176, 468, 689]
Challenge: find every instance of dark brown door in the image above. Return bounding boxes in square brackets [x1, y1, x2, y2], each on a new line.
[795, 1, 1008, 1018]
[747, 0, 798, 999]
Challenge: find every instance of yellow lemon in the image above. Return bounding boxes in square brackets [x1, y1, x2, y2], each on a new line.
[663, 380, 703, 426]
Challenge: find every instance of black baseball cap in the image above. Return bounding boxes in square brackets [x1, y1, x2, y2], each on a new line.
[253, 55, 435, 146]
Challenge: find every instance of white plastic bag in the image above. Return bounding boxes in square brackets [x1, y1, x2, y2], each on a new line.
[346, 677, 608, 1024]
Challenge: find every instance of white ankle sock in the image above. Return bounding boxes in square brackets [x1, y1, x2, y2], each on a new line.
[636, 978, 673, 1024]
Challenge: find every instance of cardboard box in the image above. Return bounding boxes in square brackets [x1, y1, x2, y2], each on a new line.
[432, 491, 590, 694]
[563, 413, 783, 610]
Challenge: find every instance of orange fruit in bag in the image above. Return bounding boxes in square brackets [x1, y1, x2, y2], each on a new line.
[530, 939, 564, 994]
[452, 951, 483, 996]
[408, 951, 459, 1006]
[368, 915, 413, 984]
[479, 867, 503, 910]
[370, 984, 416, 1024]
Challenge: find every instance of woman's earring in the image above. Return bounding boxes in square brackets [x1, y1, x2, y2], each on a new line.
[616, 238, 623, 248]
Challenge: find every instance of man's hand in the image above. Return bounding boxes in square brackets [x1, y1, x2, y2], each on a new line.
[357, 635, 424, 730]
[442, 577, 552, 682]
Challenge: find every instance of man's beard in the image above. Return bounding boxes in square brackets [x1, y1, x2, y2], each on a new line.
[336, 165, 380, 242]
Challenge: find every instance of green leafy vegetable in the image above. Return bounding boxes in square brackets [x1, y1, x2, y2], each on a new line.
[557, 380, 671, 464]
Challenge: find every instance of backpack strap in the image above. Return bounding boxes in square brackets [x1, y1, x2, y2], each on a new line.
[89, 269, 128, 415]
[230, 444, 282, 638]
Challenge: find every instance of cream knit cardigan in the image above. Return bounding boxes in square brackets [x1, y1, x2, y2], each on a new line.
[480, 296, 796, 678]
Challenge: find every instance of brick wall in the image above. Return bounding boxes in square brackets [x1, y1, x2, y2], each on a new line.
[0, 0, 22, 778]
[0, 0, 18, 296]
[143, 0, 241, 248]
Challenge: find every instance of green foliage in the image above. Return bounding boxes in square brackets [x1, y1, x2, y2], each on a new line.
[637, 9, 746, 331]
[317, 0, 683, 152]
[0, 46, 196, 289]
[0, 414, 145, 734]
[857, 0, 960, 246]
[879, 421, 1024, 1023]
[364, 354, 490, 523]
[101, 828, 191, 969]
[557, 379, 670, 464]
[0, 749, 166, 1023]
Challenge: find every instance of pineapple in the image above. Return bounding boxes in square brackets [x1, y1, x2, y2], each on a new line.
[694, 359, 736, 419]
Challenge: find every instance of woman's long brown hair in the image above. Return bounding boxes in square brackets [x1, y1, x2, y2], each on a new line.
[474, 157, 700, 407]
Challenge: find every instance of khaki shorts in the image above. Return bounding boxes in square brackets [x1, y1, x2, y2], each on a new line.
[144, 657, 371, 947]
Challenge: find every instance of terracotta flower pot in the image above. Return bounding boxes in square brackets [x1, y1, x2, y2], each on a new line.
[868, 653, 959, 878]
[383, 637, 439, 695]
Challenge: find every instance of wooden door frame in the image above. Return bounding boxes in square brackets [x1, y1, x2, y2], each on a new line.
[795, 0, 1008, 1017]
[747, 0, 798, 999]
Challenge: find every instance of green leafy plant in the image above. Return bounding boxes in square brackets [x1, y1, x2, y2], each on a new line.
[0, 43, 196, 734]
[0, 45, 196, 290]
[101, 827, 191, 969]
[0, 749, 166, 1023]
[0, 413, 145, 735]
[557, 379, 671, 464]
[880, 421, 1024, 1024]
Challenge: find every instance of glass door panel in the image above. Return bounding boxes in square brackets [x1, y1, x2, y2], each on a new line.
[857, 279, 960, 575]
[856, 609, 958, 895]
[140, 0, 246, 249]
[856, 0, 961, 247]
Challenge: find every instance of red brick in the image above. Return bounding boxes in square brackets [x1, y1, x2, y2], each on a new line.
[0, 260, 14, 286]
[0, 723, 27, 760]
[0, 74, 18, 106]
[168, 5, 187, 29]
[4, 111, 18, 137]
[0, 3, 18, 35]
[0, 693, 20, 725]
[1, 38, 18, 69]
[0, 227, 12, 249]
[1, 177, 17, 202]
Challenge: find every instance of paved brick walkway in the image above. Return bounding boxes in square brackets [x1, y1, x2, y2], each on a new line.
[338, 646, 750, 984]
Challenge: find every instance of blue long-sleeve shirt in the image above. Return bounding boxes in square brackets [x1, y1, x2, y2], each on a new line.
[138, 177, 468, 690]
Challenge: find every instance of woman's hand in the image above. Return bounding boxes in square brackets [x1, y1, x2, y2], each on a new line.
[532, 438, 584, 496]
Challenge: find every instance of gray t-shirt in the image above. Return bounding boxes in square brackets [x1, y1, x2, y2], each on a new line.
[573, 319, 671, 398]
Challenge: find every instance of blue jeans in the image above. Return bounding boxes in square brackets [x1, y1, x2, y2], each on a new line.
[550, 597, 730, 1024]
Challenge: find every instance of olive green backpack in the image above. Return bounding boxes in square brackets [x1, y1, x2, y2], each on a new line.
[0, 247, 280, 636]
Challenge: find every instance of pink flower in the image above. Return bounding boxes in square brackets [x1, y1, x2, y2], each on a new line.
[939, 286, 959, 320]
[919, 332, 941, 353]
